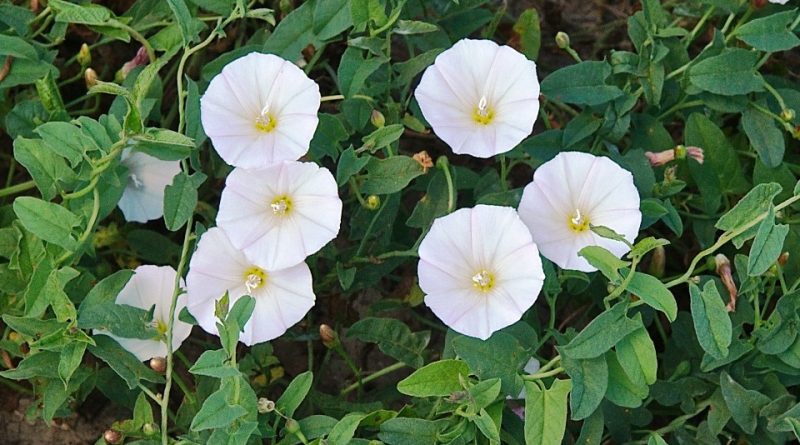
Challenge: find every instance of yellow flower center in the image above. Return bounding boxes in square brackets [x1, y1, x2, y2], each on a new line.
[568, 209, 590, 232]
[243, 267, 267, 293]
[255, 104, 277, 133]
[471, 95, 494, 125]
[471, 270, 495, 293]
[153, 319, 168, 337]
[270, 195, 292, 216]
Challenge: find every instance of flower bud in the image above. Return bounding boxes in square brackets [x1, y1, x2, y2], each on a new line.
[121, 46, 149, 79]
[77, 43, 91, 67]
[84, 68, 98, 89]
[781, 109, 796, 122]
[663, 166, 678, 183]
[142, 422, 157, 435]
[645, 149, 675, 167]
[257, 397, 275, 414]
[715, 254, 738, 312]
[647, 245, 666, 278]
[319, 324, 338, 348]
[370, 109, 385, 128]
[285, 418, 301, 434]
[8, 332, 20, 342]
[751, 0, 768, 8]
[555, 32, 570, 49]
[779, 252, 790, 267]
[103, 429, 123, 444]
[149, 357, 166, 374]
[365, 195, 381, 210]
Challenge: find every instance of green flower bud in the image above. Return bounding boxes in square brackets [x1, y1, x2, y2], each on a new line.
[555, 32, 570, 49]
[371, 109, 386, 128]
[77, 43, 91, 66]
[365, 195, 381, 210]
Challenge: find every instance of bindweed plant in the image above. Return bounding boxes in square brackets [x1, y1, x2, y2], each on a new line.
[1, 0, 800, 444]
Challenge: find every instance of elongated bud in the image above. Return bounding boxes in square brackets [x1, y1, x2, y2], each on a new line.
[645, 150, 675, 167]
[103, 429, 123, 444]
[77, 43, 91, 66]
[257, 397, 275, 413]
[781, 109, 796, 122]
[149, 357, 166, 374]
[319, 324, 338, 348]
[371, 109, 385, 128]
[647, 245, 666, 278]
[715, 254, 738, 312]
[365, 195, 381, 210]
[84, 68, 98, 89]
[120, 46, 149, 80]
[555, 32, 570, 49]
[285, 418, 301, 434]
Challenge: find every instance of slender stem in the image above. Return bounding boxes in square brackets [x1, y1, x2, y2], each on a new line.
[537, 355, 562, 373]
[117, 22, 156, 63]
[523, 366, 565, 381]
[684, 6, 715, 48]
[340, 362, 406, 395]
[605, 257, 641, 308]
[56, 187, 100, 265]
[0, 180, 35, 198]
[138, 383, 162, 404]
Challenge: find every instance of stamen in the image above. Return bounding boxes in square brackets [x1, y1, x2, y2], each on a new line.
[478, 96, 489, 117]
[471, 270, 495, 292]
[130, 174, 143, 189]
[568, 209, 590, 232]
[255, 103, 277, 132]
[245, 273, 262, 293]
[472, 95, 494, 125]
[270, 196, 292, 216]
[571, 209, 583, 226]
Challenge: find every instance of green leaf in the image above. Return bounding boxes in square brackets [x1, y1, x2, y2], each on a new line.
[748, 206, 789, 276]
[561, 355, 607, 420]
[276, 371, 313, 418]
[13, 197, 80, 250]
[163, 172, 203, 231]
[648, 433, 669, 445]
[451, 332, 528, 396]
[616, 327, 657, 386]
[407, 170, 450, 229]
[397, 359, 469, 397]
[325, 413, 365, 445]
[578, 246, 629, 282]
[524, 379, 571, 445]
[512, 9, 541, 60]
[716, 182, 782, 231]
[78, 303, 158, 339]
[13, 137, 74, 201]
[628, 237, 670, 260]
[689, 282, 732, 360]
[263, 0, 352, 60]
[35, 121, 96, 166]
[48, 0, 113, 25]
[57, 342, 86, 388]
[734, 10, 800, 52]
[360, 124, 405, 153]
[166, 0, 195, 46]
[336, 146, 369, 186]
[88, 335, 163, 389]
[626, 272, 678, 322]
[474, 408, 500, 444]
[347, 317, 429, 368]
[337, 47, 387, 97]
[0, 351, 60, 380]
[742, 106, 785, 168]
[559, 303, 641, 359]
[131, 128, 195, 160]
[189, 349, 240, 378]
[540, 61, 623, 106]
[469, 378, 502, 411]
[0, 35, 38, 60]
[190, 377, 249, 431]
[719, 371, 770, 434]
[378, 418, 441, 445]
[688, 49, 765, 96]
[604, 351, 647, 408]
[79, 269, 134, 309]
[360, 155, 425, 195]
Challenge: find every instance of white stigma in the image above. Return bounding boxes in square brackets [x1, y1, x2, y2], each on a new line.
[477, 96, 489, 117]
[271, 199, 288, 215]
[130, 174, 144, 189]
[571, 209, 583, 226]
[472, 270, 491, 287]
[245, 273, 262, 293]
[256, 103, 272, 125]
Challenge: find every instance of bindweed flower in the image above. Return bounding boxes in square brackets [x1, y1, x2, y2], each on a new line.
[117, 150, 181, 223]
[217, 161, 342, 270]
[645, 145, 704, 167]
[119, 46, 149, 80]
[715, 254, 738, 312]
[95, 265, 192, 361]
[768, 0, 789, 4]
[417, 205, 545, 340]
[518, 152, 641, 272]
[414, 39, 540, 158]
[185, 228, 316, 346]
[201, 52, 321, 169]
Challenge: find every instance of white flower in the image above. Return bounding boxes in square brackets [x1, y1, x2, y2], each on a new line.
[95, 265, 192, 361]
[200, 52, 320, 169]
[117, 150, 180, 223]
[185, 227, 315, 346]
[518, 152, 641, 272]
[414, 39, 540, 158]
[217, 161, 342, 271]
[417, 205, 545, 340]
[769, 0, 789, 4]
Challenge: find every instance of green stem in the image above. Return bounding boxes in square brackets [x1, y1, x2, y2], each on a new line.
[537, 355, 562, 373]
[684, 6, 715, 48]
[117, 22, 156, 63]
[523, 366, 565, 380]
[340, 362, 406, 395]
[0, 180, 36, 199]
[605, 257, 641, 308]
[665, 193, 800, 288]
[56, 187, 100, 265]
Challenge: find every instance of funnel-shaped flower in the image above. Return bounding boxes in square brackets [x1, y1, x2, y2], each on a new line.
[415, 39, 540, 158]
[118, 150, 181, 223]
[185, 228, 315, 345]
[418, 205, 545, 340]
[518, 152, 641, 272]
[96, 265, 192, 361]
[200, 52, 320, 169]
[217, 161, 342, 270]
